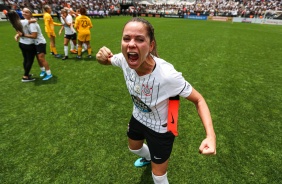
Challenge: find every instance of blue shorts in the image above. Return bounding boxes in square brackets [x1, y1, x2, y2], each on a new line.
[127, 116, 175, 164]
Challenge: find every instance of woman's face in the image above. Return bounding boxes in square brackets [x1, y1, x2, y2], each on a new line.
[121, 21, 154, 70]
[62, 11, 67, 17]
[46, 7, 51, 13]
[22, 8, 32, 19]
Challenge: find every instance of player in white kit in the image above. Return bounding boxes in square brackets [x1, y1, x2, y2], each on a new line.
[96, 17, 216, 184]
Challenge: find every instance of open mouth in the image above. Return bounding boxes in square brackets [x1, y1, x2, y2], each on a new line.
[128, 52, 139, 66]
[128, 52, 138, 60]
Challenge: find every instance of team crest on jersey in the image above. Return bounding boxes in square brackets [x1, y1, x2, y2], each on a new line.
[142, 84, 153, 96]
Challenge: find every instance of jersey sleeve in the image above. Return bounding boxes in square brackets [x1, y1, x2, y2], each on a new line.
[111, 53, 124, 68]
[20, 19, 29, 27]
[60, 17, 65, 24]
[88, 18, 93, 28]
[53, 22, 62, 26]
[29, 23, 38, 33]
[162, 62, 192, 98]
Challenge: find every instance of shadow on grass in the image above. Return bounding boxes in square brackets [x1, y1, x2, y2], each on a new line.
[73, 57, 96, 62]
[137, 165, 153, 184]
[34, 75, 58, 86]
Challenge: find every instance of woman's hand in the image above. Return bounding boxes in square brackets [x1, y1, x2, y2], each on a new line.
[199, 136, 216, 155]
[96, 46, 113, 65]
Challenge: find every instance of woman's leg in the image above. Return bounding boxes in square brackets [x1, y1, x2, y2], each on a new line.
[63, 37, 70, 59]
[77, 40, 83, 58]
[19, 43, 36, 78]
[85, 41, 92, 57]
[50, 35, 60, 57]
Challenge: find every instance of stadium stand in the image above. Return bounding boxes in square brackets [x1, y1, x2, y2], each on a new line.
[1, 0, 281, 19]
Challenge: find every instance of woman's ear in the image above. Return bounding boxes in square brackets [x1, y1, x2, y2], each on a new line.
[149, 40, 155, 53]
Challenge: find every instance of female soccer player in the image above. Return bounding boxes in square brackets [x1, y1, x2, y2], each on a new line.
[7, 10, 36, 82]
[96, 17, 216, 184]
[43, 5, 62, 58]
[74, 7, 92, 59]
[59, 8, 77, 60]
[18, 7, 53, 81]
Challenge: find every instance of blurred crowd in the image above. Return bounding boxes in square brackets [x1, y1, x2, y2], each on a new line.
[4, 0, 120, 14]
[3, 0, 282, 18]
[156, 0, 281, 17]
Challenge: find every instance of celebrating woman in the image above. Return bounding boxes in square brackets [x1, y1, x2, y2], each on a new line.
[96, 17, 216, 184]
[7, 10, 36, 82]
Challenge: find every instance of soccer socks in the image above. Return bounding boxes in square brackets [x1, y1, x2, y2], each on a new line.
[40, 67, 45, 72]
[46, 70, 51, 75]
[87, 48, 92, 56]
[64, 46, 68, 56]
[52, 47, 58, 55]
[70, 41, 75, 50]
[130, 144, 168, 183]
[129, 143, 151, 161]
[83, 43, 87, 50]
[152, 172, 169, 184]
[77, 47, 82, 56]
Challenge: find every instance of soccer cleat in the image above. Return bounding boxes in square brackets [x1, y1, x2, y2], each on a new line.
[22, 77, 35, 82]
[42, 74, 52, 81]
[39, 71, 46, 77]
[134, 158, 151, 167]
[87, 55, 92, 59]
[50, 52, 54, 55]
[76, 55, 82, 59]
[54, 54, 62, 58]
[62, 56, 68, 60]
[70, 49, 77, 54]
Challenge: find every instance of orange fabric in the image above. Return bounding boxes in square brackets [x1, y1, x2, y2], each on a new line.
[167, 96, 180, 136]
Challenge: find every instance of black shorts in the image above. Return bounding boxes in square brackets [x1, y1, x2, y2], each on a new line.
[64, 33, 77, 40]
[35, 43, 46, 54]
[127, 116, 175, 164]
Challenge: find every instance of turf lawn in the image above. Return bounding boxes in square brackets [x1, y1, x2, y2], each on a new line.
[0, 16, 281, 184]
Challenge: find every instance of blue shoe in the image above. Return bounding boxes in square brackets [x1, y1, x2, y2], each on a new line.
[134, 158, 151, 167]
[76, 55, 82, 59]
[40, 71, 46, 77]
[43, 74, 52, 81]
[54, 54, 62, 58]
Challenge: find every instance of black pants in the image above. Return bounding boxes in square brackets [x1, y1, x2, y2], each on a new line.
[19, 42, 36, 77]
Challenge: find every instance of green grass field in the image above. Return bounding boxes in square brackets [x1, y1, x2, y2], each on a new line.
[0, 16, 281, 184]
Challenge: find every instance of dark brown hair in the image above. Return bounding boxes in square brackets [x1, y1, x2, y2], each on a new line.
[80, 7, 86, 15]
[124, 17, 159, 57]
[7, 10, 24, 33]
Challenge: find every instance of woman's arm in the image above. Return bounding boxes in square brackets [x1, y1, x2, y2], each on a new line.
[17, 30, 38, 39]
[186, 88, 216, 155]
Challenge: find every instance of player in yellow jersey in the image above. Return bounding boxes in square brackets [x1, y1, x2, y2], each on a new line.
[74, 7, 93, 59]
[43, 5, 62, 58]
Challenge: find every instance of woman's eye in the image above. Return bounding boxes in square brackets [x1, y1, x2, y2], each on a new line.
[136, 39, 144, 42]
[123, 38, 130, 42]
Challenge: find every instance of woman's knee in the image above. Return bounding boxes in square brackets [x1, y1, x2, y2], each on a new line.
[128, 139, 144, 150]
[151, 160, 169, 176]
